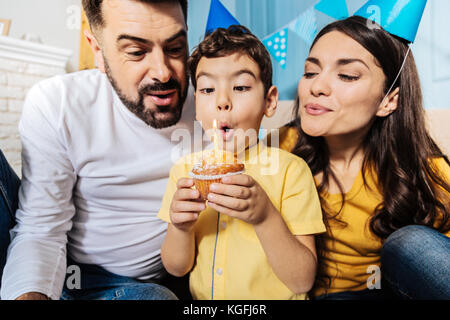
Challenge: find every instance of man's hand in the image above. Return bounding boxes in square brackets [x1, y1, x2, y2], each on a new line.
[16, 292, 49, 300]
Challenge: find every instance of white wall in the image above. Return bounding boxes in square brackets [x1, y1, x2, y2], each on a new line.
[0, 0, 81, 73]
[412, 0, 450, 109]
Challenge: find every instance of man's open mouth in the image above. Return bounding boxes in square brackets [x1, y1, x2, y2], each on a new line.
[146, 90, 177, 106]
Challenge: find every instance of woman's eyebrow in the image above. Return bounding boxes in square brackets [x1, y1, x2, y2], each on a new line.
[305, 57, 321, 67]
[305, 57, 370, 70]
[337, 58, 370, 70]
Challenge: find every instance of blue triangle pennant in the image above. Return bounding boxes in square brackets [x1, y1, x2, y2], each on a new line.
[263, 28, 289, 69]
[205, 0, 241, 36]
[288, 6, 318, 45]
[314, 0, 349, 20]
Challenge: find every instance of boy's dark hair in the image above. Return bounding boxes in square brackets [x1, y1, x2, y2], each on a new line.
[188, 25, 273, 95]
[82, 0, 188, 30]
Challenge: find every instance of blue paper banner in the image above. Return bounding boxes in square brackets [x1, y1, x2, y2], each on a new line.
[262, 28, 289, 69]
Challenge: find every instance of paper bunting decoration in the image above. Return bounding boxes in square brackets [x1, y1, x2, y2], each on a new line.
[314, 0, 349, 20]
[262, 28, 289, 69]
[205, 0, 241, 36]
[288, 6, 318, 46]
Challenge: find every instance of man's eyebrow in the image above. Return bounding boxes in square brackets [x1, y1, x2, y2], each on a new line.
[117, 34, 150, 45]
[165, 29, 187, 43]
[116, 29, 187, 45]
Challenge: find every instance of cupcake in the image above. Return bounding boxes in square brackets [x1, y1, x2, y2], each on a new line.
[189, 150, 245, 200]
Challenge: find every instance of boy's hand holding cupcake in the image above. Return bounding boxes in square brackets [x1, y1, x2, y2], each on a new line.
[172, 159, 276, 231]
[207, 174, 277, 227]
[169, 178, 205, 232]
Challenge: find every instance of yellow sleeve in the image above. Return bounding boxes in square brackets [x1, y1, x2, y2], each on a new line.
[431, 158, 450, 237]
[267, 126, 299, 152]
[280, 155, 326, 236]
[157, 160, 190, 223]
[432, 157, 450, 185]
[279, 126, 299, 152]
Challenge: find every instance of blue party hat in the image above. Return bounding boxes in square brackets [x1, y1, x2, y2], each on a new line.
[354, 0, 427, 43]
[205, 0, 241, 36]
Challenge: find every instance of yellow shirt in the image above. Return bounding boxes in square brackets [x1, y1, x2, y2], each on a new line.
[158, 143, 326, 300]
[278, 126, 450, 297]
[315, 168, 384, 296]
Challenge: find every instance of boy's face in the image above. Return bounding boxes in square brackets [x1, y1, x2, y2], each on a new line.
[194, 53, 278, 154]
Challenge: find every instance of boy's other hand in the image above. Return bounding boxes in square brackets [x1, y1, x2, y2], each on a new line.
[169, 178, 206, 232]
[207, 174, 276, 226]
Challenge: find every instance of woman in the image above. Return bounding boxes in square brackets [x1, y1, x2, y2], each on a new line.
[279, 16, 450, 300]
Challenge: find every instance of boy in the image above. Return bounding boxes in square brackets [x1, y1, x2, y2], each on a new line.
[158, 26, 325, 300]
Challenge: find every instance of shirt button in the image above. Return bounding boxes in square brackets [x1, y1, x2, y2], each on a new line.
[216, 268, 223, 276]
[221, 222, 227, 229]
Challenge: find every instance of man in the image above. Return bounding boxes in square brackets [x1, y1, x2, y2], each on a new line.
[1, 0, 194, 300]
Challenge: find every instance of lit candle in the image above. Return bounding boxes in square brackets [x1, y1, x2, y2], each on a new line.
[213, 119, 219, 154]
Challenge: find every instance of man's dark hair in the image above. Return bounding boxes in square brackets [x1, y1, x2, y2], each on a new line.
[82, 0, 188, 30]
[188, 25, 273, 96]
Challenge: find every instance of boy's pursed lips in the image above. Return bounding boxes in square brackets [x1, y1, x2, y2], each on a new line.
[219, 120, 235, 141]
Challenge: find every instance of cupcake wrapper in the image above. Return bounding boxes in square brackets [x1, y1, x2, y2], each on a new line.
[194, 178, 221, 201]
[189, 170, 245, 200]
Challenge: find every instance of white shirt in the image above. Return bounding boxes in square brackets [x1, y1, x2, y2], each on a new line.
[1, 69, 199, 300]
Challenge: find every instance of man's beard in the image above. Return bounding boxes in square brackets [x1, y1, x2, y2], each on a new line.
[104, 59, 189, 129]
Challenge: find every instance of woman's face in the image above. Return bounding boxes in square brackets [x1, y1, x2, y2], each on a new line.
[298, 31, 388, 139]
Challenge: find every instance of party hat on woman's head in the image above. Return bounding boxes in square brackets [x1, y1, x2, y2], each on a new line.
[205, 0, 241, 36]
[354, 0, 427, 43]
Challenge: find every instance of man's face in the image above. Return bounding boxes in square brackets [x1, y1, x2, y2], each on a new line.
[96, 0, 189, 129]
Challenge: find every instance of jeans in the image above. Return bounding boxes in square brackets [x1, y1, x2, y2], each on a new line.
[0, 149, 20, 287]
[381, 225, 450, 300]
[316, 225, 450, 300]
[61, 257, 180, 300]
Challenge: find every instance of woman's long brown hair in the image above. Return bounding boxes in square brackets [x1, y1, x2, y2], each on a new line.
[292, 16, 450, 292]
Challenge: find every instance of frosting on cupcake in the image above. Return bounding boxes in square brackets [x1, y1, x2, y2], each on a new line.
[189, 149, 245, 180]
